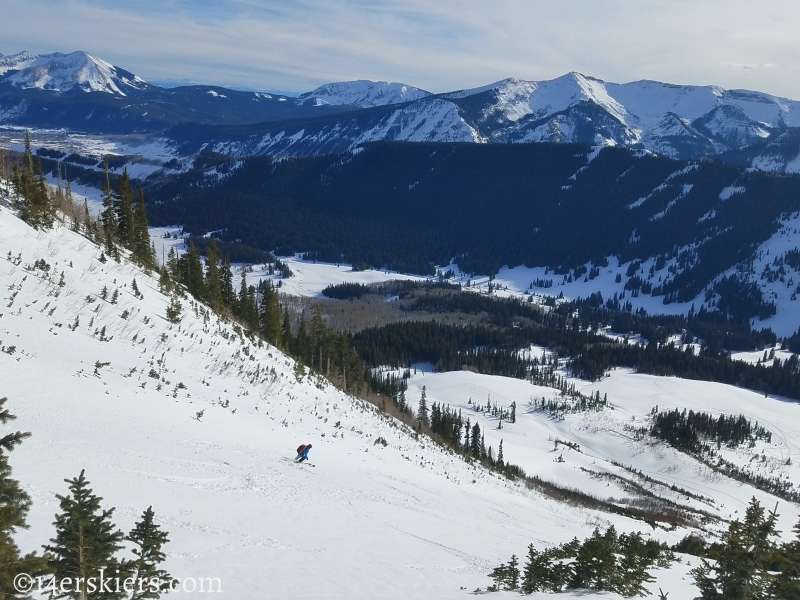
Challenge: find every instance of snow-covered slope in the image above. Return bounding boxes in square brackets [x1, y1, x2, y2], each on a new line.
[0, 203, 713, 598]
[404, 367, 800, 538]
[0, 51, 148, 95]
[298, 80, 431, 107]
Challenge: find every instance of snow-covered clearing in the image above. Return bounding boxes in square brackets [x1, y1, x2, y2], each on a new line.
[405, 368, 800, 537]
[148, 227, 429, 298]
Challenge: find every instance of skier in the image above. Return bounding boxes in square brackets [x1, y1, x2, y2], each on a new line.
[295, 443, 312, 463]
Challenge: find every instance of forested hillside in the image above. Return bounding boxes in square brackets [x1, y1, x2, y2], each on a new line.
[146, 142, 800, 307]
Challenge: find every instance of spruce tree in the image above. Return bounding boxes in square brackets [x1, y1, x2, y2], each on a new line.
[11, 132, 53, 230]
[131, 188, 153, 268]
[281, 307, 292, 350]
[99, 158, 117, 244]
[127, 507, 174, 599]
[0, 397, 49, 597]
[470, 421, 481, 458]
[309, 304, 326, 370]
[236, 266, 248, 319]
[296, 315, 309, 363]
[260, 281, 282, 348]
[397, 389, 407, 413]
[44, 470, 128, 600]
[158, 267, 172, 295]
[112, 169, 135, 248]
[771, 518, 800, 599]
[81, 198, 92, 237]
[182, 241, 205, 300]
[417, 386, 429, 427]
[165, 248, 180, 284]
[571, 527, 618, 591]
[693, 497, 779, 599]
[204, 239, 223, 312]
[219, 256, 236, 310]
[245, 286, 259, 331]
[166, 296, 182, 325]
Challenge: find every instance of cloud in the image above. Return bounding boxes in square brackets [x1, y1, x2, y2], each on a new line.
[1, 0, 799, 97]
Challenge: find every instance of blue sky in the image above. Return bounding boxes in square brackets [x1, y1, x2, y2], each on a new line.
[2, 0, 799, 97]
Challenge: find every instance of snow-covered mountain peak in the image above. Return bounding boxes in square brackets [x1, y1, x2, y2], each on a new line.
[469, 71, 629, 126]
[0, 50, 148, 95]
[298, 79, 431, 108]
[0, 51, 39, 76]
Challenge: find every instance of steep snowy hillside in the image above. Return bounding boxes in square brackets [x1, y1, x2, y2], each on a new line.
[403, 368, 800, 535]
[298, 80, 431, 107]
[0, 204, 711, 598]
[0, 51, 148, 95]
[174, 96, 480, 157]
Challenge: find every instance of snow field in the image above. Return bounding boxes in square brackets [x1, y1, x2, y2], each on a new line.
[0, 206, 694, 598]
[403, 368, 800, 543]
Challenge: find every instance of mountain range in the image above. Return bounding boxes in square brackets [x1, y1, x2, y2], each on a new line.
[4, 50, 800, 170]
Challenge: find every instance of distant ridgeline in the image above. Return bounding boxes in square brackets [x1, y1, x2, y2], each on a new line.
[146, 141, 800, 308]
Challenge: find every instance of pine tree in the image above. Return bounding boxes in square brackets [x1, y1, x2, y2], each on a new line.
[497, 439, 504, 466]
[0, 397, 49, 597]
[417, 386, 429, 427]
[44, 470, 128, 600]
[127, 507, 174, 599]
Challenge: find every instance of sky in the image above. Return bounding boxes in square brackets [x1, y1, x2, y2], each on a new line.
[2, 0, 800, 97]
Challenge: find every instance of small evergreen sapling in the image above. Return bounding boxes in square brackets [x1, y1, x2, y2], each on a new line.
[43, 469, 129, 600]
[127, 507, 174, 599]
[166, 297, 182, 325]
